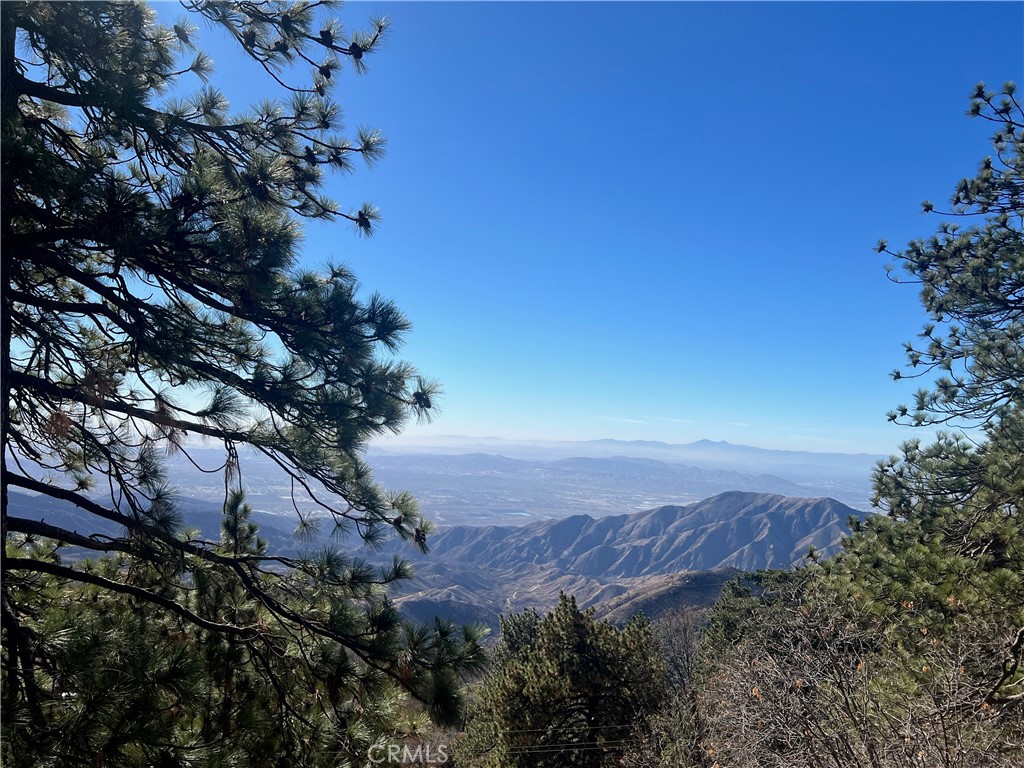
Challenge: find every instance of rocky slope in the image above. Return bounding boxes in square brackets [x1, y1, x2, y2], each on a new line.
[418, 491, 860, 575]
[394, 491, 864, 628]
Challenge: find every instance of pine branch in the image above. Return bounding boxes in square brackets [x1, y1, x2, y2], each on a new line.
[5, 557, 259, 638]
[5, 516, 133, 554]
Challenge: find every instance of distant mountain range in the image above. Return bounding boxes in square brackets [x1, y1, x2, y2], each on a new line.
[393, 491, 865, 628]
[9, 488, 865, 631]
[372, 435, 883, 476]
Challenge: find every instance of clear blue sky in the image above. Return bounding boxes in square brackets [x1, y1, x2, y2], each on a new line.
[178, 2, 1023, 454]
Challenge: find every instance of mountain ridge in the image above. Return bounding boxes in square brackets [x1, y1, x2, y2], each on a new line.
[389, 491, 866, 628]
[418, 491, 861, 575]
[9, 488, 865, 631]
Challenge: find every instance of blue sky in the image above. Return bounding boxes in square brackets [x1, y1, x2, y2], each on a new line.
[179, 2, 1023, 454]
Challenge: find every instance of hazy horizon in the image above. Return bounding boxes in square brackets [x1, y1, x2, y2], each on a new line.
[369, 431, 891, 458]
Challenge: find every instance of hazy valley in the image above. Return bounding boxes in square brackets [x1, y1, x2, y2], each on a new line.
[12, 437, 875, 632]
[127, 437, 878, 529]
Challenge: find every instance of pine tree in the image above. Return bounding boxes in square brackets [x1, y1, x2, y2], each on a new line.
[688, 84, 1024, 767]
[1, 2, 485, 764]
[456, 594, 667, 768]
[868, 80, 1024, 712]
[879, 81, 1024, 427]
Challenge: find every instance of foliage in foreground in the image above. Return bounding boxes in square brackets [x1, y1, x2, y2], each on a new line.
[4, 494, 462, 768]
[1, 2, 483, 765]
[455, 595, 668, 768]
[687, 83, 1024, 767]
